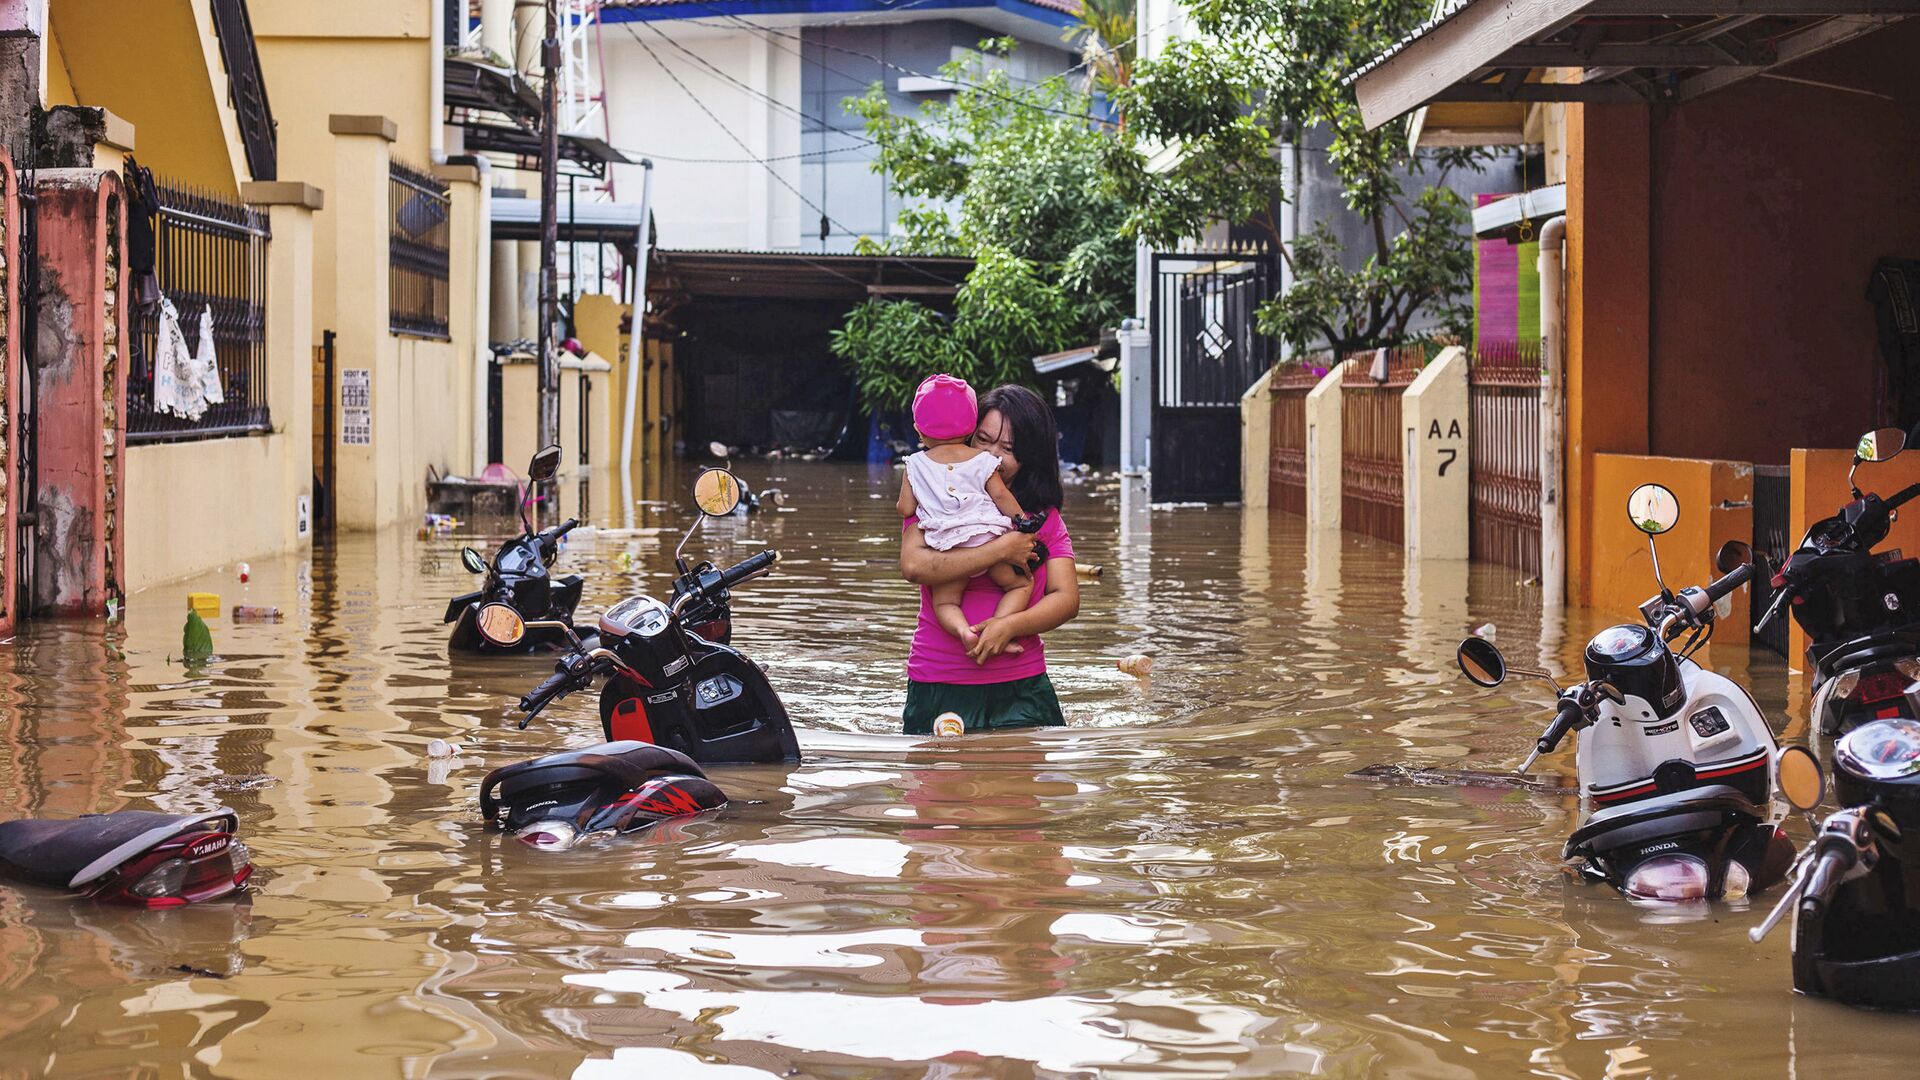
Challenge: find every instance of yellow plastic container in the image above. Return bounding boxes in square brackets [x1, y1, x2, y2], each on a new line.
[187, 592, 221, 619]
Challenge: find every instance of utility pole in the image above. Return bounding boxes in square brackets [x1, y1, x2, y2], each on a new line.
[536, 0, 561, 508]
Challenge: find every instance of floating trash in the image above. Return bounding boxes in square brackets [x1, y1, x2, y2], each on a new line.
[1116, 654, 1153, 677]
[932, 713, 965, 738]
[1348, 763, 1574, 793]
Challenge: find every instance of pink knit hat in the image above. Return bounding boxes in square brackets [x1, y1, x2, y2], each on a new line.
[912, 373, 978, 441]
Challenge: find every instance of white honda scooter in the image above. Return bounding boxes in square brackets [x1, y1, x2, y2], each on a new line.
[1456, 482, 1796, 901]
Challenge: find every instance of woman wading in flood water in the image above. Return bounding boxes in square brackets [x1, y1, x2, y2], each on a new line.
[897, 384, 1080, 733]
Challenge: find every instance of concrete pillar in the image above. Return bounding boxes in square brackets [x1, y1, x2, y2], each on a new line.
[327, 115, 396, 532]
[0, 1, 40, 154]
[1118, 321, 1150, 474]
[1566, 103, 1651, 605]
[0, 147, 19, 636]
[1402, 346, 1471, 560]
[31, 169, 126, 616]
[1240, 365, 1277, 510]
[517, 239, 539, 341]
[1303, 361, 1345, 532]
[481, 0, 512, 57]
[240, 181, 324, 547]
[436, 163, 485, 484]
[490, 237, 519, 344]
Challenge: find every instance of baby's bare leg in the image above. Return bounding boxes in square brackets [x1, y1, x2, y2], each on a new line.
[930, 578, 977, 646]
[987, 561, 1034, 621]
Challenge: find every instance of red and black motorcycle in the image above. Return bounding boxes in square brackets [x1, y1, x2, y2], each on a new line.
[0, 808, 253, 907]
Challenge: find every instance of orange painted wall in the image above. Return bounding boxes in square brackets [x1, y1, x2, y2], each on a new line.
[1590, 453, 1753, 645]
[1645, 21, 1920, 468]
[1785, 447, 1920, 669]
[1565, 104, 1651, 605]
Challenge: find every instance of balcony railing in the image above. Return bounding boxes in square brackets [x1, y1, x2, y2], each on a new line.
[389, 160, 452, 339]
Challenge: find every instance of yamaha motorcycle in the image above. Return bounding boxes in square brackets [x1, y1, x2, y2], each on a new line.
[1456, 482, 1794, 901]
[445, 445, 594, 655]
[0, 807, 253, 907]
[500, 467, 801, 766]
[1751, 426, 1920, 737]
[1751, 727, 1920, 1009]
[480, 740, 727, 850]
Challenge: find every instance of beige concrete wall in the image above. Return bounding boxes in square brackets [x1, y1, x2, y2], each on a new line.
[330, 119, 395, 530]
[126, 189, 320, 591]
[1401, 346, 1470, 560]
[500, 360, 538, 475]
[1240, 366, 1276, 510]
[1303, 362, 1345, 531]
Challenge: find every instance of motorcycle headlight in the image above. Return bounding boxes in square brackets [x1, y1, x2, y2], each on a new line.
[1623, 854, 1710, 901]
[514, 822, 577, 850]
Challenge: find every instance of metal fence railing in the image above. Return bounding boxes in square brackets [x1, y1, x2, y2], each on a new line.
[128, 182, 271, 443]
[1468, 339, 1545, 574]
[389, 159, 450, 339]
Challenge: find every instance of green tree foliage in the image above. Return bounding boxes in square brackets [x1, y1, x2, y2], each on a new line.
[831, 45, 1133, 415]
[1106, 0, 1488, 355]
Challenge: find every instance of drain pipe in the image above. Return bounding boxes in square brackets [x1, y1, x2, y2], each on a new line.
[1539, 215, 1568, 610]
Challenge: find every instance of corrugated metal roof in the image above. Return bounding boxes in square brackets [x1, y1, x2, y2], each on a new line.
[1342, 1, 1477, 87]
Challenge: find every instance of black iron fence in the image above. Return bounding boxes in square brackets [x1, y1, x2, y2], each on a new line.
[128, 182, 271, 443]
[389, 160, 450, 338]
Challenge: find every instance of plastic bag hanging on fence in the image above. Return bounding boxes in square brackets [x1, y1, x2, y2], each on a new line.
[194, 305, 225, 406]
[153, 297, 189, 418]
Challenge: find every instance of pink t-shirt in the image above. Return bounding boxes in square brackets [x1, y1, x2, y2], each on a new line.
[904, 510, 1075, 685]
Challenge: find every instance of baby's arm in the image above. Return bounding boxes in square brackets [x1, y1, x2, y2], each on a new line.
[984, 470, 1024, 519]
[897, 475, 918, 519]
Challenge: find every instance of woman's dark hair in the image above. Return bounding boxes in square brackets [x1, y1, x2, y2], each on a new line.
[976, 384, 1063, 512]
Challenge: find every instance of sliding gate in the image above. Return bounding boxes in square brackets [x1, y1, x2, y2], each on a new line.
[1150, 252, 1279, 502]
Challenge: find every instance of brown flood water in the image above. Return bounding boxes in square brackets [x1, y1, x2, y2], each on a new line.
[2, 460, 1919, 1078]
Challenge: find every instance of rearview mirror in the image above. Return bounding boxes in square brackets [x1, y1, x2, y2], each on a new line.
[1456, 637, 1507, 687]
[1857, 427, 1908, 463]
[475, 601, 526, 647]
[693, 468, 743, 517]
[1777, 745, 1825, 812]
[1716, 540, 1754, 574]
[1627, 483, 1680, 536]
[528, 444, 563, 483]
[460, 547, 487, 574]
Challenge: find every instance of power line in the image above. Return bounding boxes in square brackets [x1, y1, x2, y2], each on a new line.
[616, 141, 877, 165]
[621, 20, 814, 128]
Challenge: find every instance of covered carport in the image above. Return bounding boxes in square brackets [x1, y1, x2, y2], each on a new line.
[1349, 3, 1920, 648]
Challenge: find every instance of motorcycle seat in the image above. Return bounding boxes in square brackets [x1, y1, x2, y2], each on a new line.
[480, 741, 708, 824]
[0, 809, 239, 889]
[1564, 784, 1762, 860]
[1814, 629, 1920, 681]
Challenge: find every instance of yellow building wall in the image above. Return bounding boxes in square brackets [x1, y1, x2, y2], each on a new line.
[1590, 453, 1753, 645]
[126, 436, 298, 592]
[47, 0, 250, 191]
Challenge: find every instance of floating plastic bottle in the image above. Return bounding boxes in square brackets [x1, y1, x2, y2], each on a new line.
[932, 712, 965, 738]
[1116, 654, 1153, 677]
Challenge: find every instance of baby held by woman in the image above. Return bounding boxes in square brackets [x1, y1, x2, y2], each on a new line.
[897, 374, 1048, 651]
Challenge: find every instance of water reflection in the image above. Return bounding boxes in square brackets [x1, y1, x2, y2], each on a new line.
[0, 462, 1909, 1075]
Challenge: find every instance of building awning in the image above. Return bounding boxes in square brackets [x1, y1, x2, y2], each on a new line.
[445, 55, 634, 178]
[1473, 184, 1565, 243]
[1348, 2, 1915, 137]
[490, 195, 652, 243]
[650, 249, 975, 304]
[1033, 333, 1119, 376]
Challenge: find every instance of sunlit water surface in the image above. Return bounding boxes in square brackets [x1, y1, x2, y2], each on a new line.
[0, 462, 1914, 1078]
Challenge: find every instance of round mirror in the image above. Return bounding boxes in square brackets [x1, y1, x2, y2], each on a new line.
[708, 441, 730, 460]
[528, 444, 563, 483]
[693, 468, 743, 517]
[460, 547, 487, 574]
[1716, 540, 1754, 574]
[475, 602, 526, 647]
[1777, 745, 1825, 812]
[1857, 427, 1908, 463]
[1456, 637, 1507, 687]
[1627, 483, 1680, 536]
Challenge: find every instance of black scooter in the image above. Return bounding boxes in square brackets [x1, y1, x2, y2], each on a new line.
[0, 808, 253, 907]
[511, 467, 800, 766]
[1752, 426, 1920, 737]
[444, 445, 594, 655]
[1751, 730, 1920, 1009]
[479, 741, 727, 849]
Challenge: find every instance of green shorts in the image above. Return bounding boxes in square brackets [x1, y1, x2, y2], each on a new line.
[902, 673, 1066, 734]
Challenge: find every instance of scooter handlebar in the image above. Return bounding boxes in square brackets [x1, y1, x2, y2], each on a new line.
[517, 662, 585, 727]
[1704, 562, 1753, 605]
[1887, 482, 1920, 512]
[1537, 698, 1587, 755]
[717, 549, 779, 590]
[1798, 842, 1857, 922]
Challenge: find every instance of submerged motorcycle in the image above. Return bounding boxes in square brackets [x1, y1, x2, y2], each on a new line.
[1456, 482, 1793, 901]
[444, 445, 594, 655]
[1751, 728, 1920, 1009]
[480, 740, 727, 850]
[1751, 426, 1920, 737]
[498, 467, 801, 766]
[0, 808, 253, 906]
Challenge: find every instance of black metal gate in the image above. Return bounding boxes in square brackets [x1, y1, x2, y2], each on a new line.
[1753, 464, 1792, 657]
[1149, 252, 1278, 503]
[312, 329, 335, 537]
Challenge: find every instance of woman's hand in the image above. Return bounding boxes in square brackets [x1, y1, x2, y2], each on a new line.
[995, 530, 1037, 567]
[966, 617, 1026, 663]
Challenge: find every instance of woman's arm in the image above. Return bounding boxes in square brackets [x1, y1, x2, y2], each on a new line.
[967, 556, 1079, 661]
[900, 525, 1037, 587]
